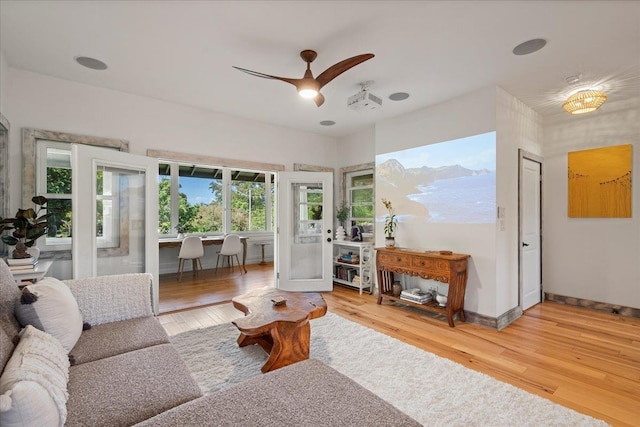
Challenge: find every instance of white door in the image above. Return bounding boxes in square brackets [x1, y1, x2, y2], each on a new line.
[276, 172, 333, 292]
[520, 157, 542, 310]
[72, 145, 159, 312]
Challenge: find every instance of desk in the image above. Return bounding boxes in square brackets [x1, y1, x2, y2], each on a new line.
[375, 248, 470, 327]
[159, 236, 248, 273]
[12, 260, 53, 285]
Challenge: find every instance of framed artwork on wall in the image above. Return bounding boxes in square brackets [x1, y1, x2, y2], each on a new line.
[568, 144, 632, 218]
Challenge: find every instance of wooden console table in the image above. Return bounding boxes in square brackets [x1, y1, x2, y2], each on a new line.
[376, 247, 470, 327]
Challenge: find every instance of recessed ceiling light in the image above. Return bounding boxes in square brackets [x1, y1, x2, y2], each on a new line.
[512, 38, 547, 56]
[320, 120, 336, 126]
[75, 56, 108, 70]
[389, 92, 410, 101]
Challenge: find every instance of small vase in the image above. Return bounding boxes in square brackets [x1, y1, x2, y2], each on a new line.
[385, 237, 395, 248]
[392, 281, 403, 297]
[335, 226, 346, 241]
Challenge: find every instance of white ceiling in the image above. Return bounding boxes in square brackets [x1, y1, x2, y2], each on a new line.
[1, 1, 639, 138]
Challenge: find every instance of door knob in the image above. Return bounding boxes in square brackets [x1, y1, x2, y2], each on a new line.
[327, 238, 332, 242]
[522, 242, 529, 247]
[327, 229, 332, 234]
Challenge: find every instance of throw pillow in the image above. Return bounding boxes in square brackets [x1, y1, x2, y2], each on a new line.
[0, 325, 70, 427]
[15, 277, 83, 352]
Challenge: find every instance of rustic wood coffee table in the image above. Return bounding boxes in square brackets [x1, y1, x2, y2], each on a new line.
[231, 287, 327, 373]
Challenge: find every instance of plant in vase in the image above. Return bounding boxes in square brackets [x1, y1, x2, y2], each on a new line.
[0, 196, 51, 259]
[175, 224, 186, 239]
[382, 198, 398, 247]
[335, 201, 349, 241]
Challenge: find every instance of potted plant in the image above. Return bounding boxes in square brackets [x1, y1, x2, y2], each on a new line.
[382, 198, 398, 247]
[175, 224, 186, 239]
[336, 201, 349, 226]
[0, 196, 51, 259]
[335, 201, 349, 241]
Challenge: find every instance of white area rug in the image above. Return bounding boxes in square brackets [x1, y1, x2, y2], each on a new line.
[171, 312, 608, 427]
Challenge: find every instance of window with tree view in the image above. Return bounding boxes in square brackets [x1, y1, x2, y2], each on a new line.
[39, 142, 73, 249]
[347, 170, 374, 236]
[158, 162, 273, 236]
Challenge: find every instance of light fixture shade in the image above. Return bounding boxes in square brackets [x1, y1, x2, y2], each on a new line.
[563, 89, 607, 114]
[298, 88, 318, 98]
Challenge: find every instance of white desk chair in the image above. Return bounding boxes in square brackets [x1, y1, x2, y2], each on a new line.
[216, 234, 243, 274]
[178, 236, 204, 281]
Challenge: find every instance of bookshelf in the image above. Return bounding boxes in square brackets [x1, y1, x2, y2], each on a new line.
[332, 241, 373, 295]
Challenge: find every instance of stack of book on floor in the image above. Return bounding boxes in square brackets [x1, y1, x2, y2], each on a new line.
[400, 288, 432, 304]
[5, 256, 38, 272]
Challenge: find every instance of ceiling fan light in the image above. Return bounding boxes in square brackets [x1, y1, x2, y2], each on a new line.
[299, 88, 319, 98]
[562, 89, 607, 115]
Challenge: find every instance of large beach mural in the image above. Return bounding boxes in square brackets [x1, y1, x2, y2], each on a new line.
[375, 131, 496, 224]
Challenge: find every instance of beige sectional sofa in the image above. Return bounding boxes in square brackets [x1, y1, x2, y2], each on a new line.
[0, 260, 420, 426]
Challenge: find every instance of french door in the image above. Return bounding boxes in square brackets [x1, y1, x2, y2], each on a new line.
[72, 145, 159, 312]
[276, 172, 333, 292]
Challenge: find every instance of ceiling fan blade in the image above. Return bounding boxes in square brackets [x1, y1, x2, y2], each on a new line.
[232, 66, 300, 86]
[314, 93, 325, 107]
[315, 54, 375, 89]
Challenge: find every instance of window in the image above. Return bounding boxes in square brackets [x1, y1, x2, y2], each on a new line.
[24, 128, 129, 256]
[158, 162, 273, 236]
[36, 141, 123, 251]
[37, 141, 72, 250]
[95, 167, 120, 248]
[346, 169, 374, 237]
[231, 170, 270, 232]
[296, 182, 323, 238]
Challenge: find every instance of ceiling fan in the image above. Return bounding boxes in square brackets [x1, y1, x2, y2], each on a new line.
[233, 50, 374, 107]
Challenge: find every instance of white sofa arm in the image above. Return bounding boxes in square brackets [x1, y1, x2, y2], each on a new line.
[63, 273, 154, 326]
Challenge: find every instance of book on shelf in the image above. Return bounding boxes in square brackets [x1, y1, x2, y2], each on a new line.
[399, 289, 432, 304]
[6, 256, 37, 266]
[334, 265, 357, 282]
[400, 295, 431, 304]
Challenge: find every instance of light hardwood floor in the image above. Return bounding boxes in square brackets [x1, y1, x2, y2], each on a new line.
[159, 264, 640, 427]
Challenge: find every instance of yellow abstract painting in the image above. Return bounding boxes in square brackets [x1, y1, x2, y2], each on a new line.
[568, 144, 632, 218]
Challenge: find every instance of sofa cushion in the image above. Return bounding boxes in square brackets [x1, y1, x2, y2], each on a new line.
[134, 358, 421, 427]
[16, 277, 82, 352]
[0, 261, 21, 338]
[64, 273, 153, 326]
[66, 343, 201, 427]
[15, 277, 84, 352]
[70, 316, 170, 365]
[0, 326, 14, 375]
[0, 325, 70, 427]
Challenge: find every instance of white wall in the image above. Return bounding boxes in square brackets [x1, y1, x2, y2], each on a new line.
[495, 87, 543, 314]
[373, 86, 542, 318]
[543, 96, 640, 308]
[333, 127, 375, 230]
[5, 67, 338, 277]
[0, 50, 8, 114]
[375, 86, 499, 317]
[335, 127, 375, 169]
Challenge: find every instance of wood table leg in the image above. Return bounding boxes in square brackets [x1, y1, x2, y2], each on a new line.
[242, 239, 248, 273]
[237, 332, 273, 354]
[260, 321, 310, 373]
